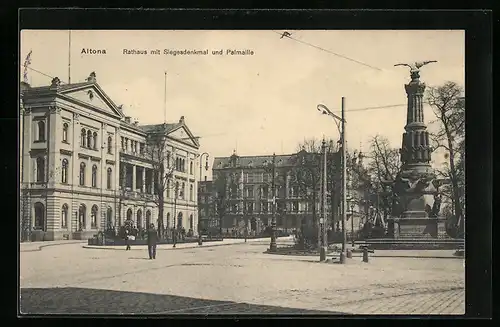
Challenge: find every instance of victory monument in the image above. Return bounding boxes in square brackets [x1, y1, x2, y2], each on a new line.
[386, 61, 448, 239]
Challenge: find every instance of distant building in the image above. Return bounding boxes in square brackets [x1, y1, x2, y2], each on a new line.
[198, 180, 218, 232]
[19, 73, 201, 241]
[212, 150, 348, 235]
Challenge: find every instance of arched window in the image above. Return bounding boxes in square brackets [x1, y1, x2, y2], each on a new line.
[87, 130, 92, 149]
[107, 168, 112, 189]
[190, 161, 193, 175]
[61, 204, 68, 228]
[146, 210, 151, 228]
[34, 202, 45, 231]
[127, 208, 132, 222]
[61, 159, 68, 184]
[137, 209, 143, 229]
[175, 181, 180, 198]
[189, 184, 194, 201]
[93, 132, 98, 150]
[175, 158, 179, 171]
[91, 205, 98, 228]
[79, 162, 86, 186]
[177, 212, 183, 230]
[107, 136, 113, 154]
[36, 157, 45, 182]
[37, 121, 45, 141]
[78, 204, 86, 231]
[167, 212, 171, 228]
[81, 129, 86, 147]
[189, 214, 193, 230]
[62, 123, 68, 143]
[91, 165, 97, 188]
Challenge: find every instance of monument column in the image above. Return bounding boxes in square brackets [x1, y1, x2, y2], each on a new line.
[392, 61, 441, 238]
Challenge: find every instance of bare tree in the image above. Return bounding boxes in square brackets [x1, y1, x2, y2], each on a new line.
[212, 171, 239, 235]
[365, 135, 402, 221]
[143, 130, 176, 236]
[289, 138, 339, 227]
[426, 81, 465, 237]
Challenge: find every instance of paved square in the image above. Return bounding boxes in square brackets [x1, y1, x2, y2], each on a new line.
[20, 238, 465, 315]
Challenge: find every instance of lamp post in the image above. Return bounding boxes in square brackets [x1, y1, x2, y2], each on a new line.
[173, 182, 178, 248]
[197, 152, 209, 234]
[316, 97, 347, 263]
[351, 202, 355, 247]
[268, 153, 277, 252]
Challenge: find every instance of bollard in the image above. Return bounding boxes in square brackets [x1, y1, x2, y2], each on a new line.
[346, 248, 353, 259]
[362, 247, 369, 263]
[319, 246, 327, 261]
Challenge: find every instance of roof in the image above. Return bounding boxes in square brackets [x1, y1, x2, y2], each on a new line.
[213, 150, 340, 170]
[138, 123, 179, 134]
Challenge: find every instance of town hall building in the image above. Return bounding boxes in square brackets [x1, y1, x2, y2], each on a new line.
[20, 72, 201, 241]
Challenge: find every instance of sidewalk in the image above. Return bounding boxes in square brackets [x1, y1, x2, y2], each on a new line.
[20, 240, 86, 252]
[82, 236, 292, 251]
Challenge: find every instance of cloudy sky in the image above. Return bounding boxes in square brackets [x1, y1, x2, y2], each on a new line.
[21, 30, 464, 173]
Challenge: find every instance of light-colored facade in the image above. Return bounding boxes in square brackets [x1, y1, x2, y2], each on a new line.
[19, 73, 200, 241]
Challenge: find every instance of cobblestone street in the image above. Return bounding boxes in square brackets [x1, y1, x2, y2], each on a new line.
[20, 239, 465, 315]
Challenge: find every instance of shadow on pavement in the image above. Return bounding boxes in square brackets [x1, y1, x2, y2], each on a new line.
[20, 287, 343, 315]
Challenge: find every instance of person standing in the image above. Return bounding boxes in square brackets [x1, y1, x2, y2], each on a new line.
[124, 228, 131, 251]
[147, 223, 158, 259]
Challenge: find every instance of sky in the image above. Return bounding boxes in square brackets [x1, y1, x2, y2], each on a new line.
[20, 30, 464, 176]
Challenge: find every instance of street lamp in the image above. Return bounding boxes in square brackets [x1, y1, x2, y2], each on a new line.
[264, 153, 278, 253]
[316, 98, 347, 264]
[173, 181, 179, 248]
[351, 202, 355, 247]
[197, 152, 209, 234]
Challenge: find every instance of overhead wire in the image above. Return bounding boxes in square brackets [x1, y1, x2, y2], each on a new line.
[271, 30, 383, 71]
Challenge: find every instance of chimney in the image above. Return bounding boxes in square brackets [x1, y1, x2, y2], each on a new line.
[133, 121, 139, 126]
[50, 77, 61, 89]
[125, 116, 131, 123]
[20, 81, 31, 93]
[87, 71, 97, 83]
[179, 116, 185, 123]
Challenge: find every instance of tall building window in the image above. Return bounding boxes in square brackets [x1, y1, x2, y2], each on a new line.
[93, 132, 98, 150]
[36, 157, 45, 182]
[107, 136, 113, 154]
[92, 165, 97, 187]
[81, 128, 86, 147]
[91, 205, 98, 228]
[87, 130, 92, 149]
[61, 204, 68, 228]
[61, 159, 68, 184]
[180, 182, 185, 199]
[190, 161, 193, 175]
[166, 152, 171, 168]
[37, 121, 45, 141]
[78, 204, 86, 230]
[121, 137, 125, 151]
[189, 184, 193, 201]
[107, 168, 112, 189]
[62, 123, 68, 143]
[166, 180, 170, 198]
[175, 181, 179, 198]
[79, 162, 86, 186]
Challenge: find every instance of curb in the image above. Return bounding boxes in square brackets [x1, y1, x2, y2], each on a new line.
[82, 238, 276, 251]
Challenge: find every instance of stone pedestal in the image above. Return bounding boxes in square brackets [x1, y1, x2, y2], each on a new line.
[392, 217, 446, 239]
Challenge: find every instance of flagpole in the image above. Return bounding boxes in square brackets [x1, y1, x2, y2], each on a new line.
[68, 30, 71, 84]
[164, 71, 167, 124]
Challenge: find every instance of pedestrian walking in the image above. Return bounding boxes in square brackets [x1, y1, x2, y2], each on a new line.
[124, 228, 131, 251]
[147, 223, 158, 260]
